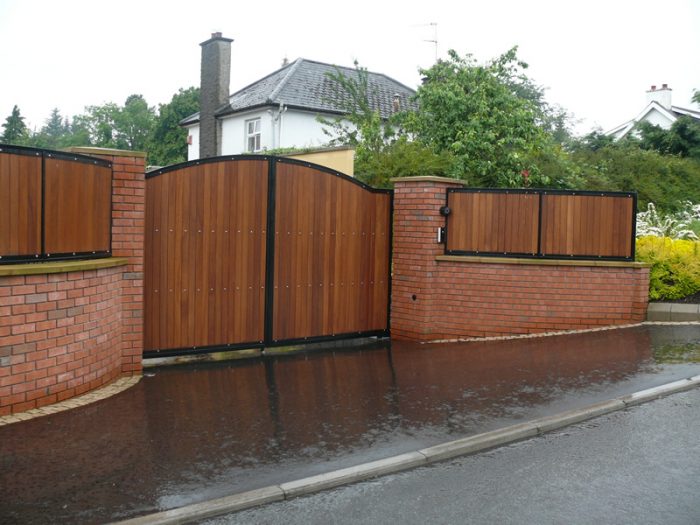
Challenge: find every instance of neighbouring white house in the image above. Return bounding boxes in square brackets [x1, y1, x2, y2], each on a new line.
[181, 33, 416, 162]
[607, 84, 700, 140]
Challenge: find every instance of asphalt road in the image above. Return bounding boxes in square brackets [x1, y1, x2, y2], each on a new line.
[204, 387, 700, 525]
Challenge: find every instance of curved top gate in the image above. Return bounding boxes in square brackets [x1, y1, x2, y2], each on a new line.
[144, 156, 392, 356]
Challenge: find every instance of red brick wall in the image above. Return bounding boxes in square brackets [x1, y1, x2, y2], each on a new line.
[391, 178, 650, 342]
[0, 267, 123, 414]
[0, 149, 145, 415]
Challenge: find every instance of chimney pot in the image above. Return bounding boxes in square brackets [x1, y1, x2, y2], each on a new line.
[646, 83, 672, 109]
[212, 32, 222, 39]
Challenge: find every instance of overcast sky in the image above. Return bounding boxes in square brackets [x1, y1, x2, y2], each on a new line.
[1, 0, 699, 136]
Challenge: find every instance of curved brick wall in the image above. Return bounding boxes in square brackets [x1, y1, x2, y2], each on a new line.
[0, 266, 125, 414]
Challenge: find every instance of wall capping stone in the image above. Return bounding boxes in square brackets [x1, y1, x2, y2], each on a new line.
[436, 255, 650, 269]
[390, 176, 466, 185]
[0, 257, 129, 277]
[63, 146, 147, 158]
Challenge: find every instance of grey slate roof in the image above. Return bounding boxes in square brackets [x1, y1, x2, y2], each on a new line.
[180, 58, 417, 125]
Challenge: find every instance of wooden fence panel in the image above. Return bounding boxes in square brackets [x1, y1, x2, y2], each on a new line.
[44, 157, 111, 255]
[272, 162, 391, 342]
[0, 151, 42, 258]
[144, 160, 268, 352]
[446, 191, 539, 255]
[445, 189, 635, 260]
[540, 194, 634, 258]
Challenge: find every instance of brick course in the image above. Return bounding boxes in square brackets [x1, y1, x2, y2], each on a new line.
[390, 178, 650, 341]
[0, 150, 144, 415]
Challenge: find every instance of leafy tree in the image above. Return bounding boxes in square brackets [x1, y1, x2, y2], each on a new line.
[114, 94, 155, 151]
[317, 61, 396, 151]
[317, 61, 416, 186]
[407, 48, 557, 187]
[1, 105, 30, 145]
[73, 102, 120, 147]
[147, 87, 199, 166]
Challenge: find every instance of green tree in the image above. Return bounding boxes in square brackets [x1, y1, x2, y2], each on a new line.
[31, 108, 70, 149]
[114, 94, 155, 151]
[1, 105, 30, 145]
[147, 87, 199, 166]
[74, 102, 120, 147]
[317, 61, 431, 186]
[571, 141, 700, 212]
[407, 48, 558, 187]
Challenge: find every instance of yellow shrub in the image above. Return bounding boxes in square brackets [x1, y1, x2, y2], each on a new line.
[636, 236, 700, 300]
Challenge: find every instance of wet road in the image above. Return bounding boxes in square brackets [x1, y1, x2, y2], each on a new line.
[1, 325, 700, 523]
[208, 387, 700, 525]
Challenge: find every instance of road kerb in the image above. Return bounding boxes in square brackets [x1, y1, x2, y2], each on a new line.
[112, 375, 700, 525]
[113, 486, 285, 525]
[531, 400, 625, 433]
[419, 422, 539, 463]
[280, 451, 428, 498]
[620, 379, 695, 406]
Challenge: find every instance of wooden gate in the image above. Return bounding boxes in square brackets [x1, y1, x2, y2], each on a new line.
[144, 157, 391, 356]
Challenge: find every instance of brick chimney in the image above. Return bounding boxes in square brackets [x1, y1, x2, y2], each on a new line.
[199, 32, 233, 158]
[646, 84, 672, 110]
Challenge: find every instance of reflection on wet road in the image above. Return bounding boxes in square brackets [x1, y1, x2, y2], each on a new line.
[1, 325, 699, 523]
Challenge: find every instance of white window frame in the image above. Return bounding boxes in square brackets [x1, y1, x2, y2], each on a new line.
[245, 118, 261, 152]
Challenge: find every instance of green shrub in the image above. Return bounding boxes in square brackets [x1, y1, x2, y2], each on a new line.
[636, 236, 700, 300]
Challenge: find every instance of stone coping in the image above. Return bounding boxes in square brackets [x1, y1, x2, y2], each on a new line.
[0, 375, 141, 426]
[390, 176, 466, 185]
[0, 257, 129, 276]
[63, 146, 147, 158]
[436, 255, 650, 269]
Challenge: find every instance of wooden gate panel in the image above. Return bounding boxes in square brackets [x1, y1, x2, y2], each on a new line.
[272, 162, 391, 342]
[145, 160, 268, 352]
[44, 157, 111, 255]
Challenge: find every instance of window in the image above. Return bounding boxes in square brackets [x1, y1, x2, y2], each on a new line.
[245, 118, 261, 152]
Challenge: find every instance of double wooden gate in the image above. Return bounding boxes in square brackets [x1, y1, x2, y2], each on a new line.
[144, 156, 392, 356]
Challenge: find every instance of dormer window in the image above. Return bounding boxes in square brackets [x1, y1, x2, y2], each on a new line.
[246, 118, 261, 152]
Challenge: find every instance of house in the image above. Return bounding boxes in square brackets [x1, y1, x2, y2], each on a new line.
[182, 33, 416, 162]
[607, 84, 700, 140]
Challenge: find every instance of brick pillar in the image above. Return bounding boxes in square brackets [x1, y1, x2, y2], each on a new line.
[391, 176, 464, 340]
[66, 147, 145, 374]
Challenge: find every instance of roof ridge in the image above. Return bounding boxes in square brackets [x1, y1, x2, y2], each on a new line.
[268, 58, 304, 102]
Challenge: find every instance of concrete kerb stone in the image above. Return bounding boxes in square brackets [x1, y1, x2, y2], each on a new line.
[110, 375, 700, 525]
[114, 486, 285, 525]
[418, 422, 538, 463]
[620, 378, 697, 406]
[280, 451, 428, 498]
[530, 399, 625, 433]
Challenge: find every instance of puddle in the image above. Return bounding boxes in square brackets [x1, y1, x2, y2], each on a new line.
[1, 324, 699, 523]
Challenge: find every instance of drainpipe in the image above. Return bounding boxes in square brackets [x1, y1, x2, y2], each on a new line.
[268, 102, 287, 150]
[278, 102, 287, 149]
